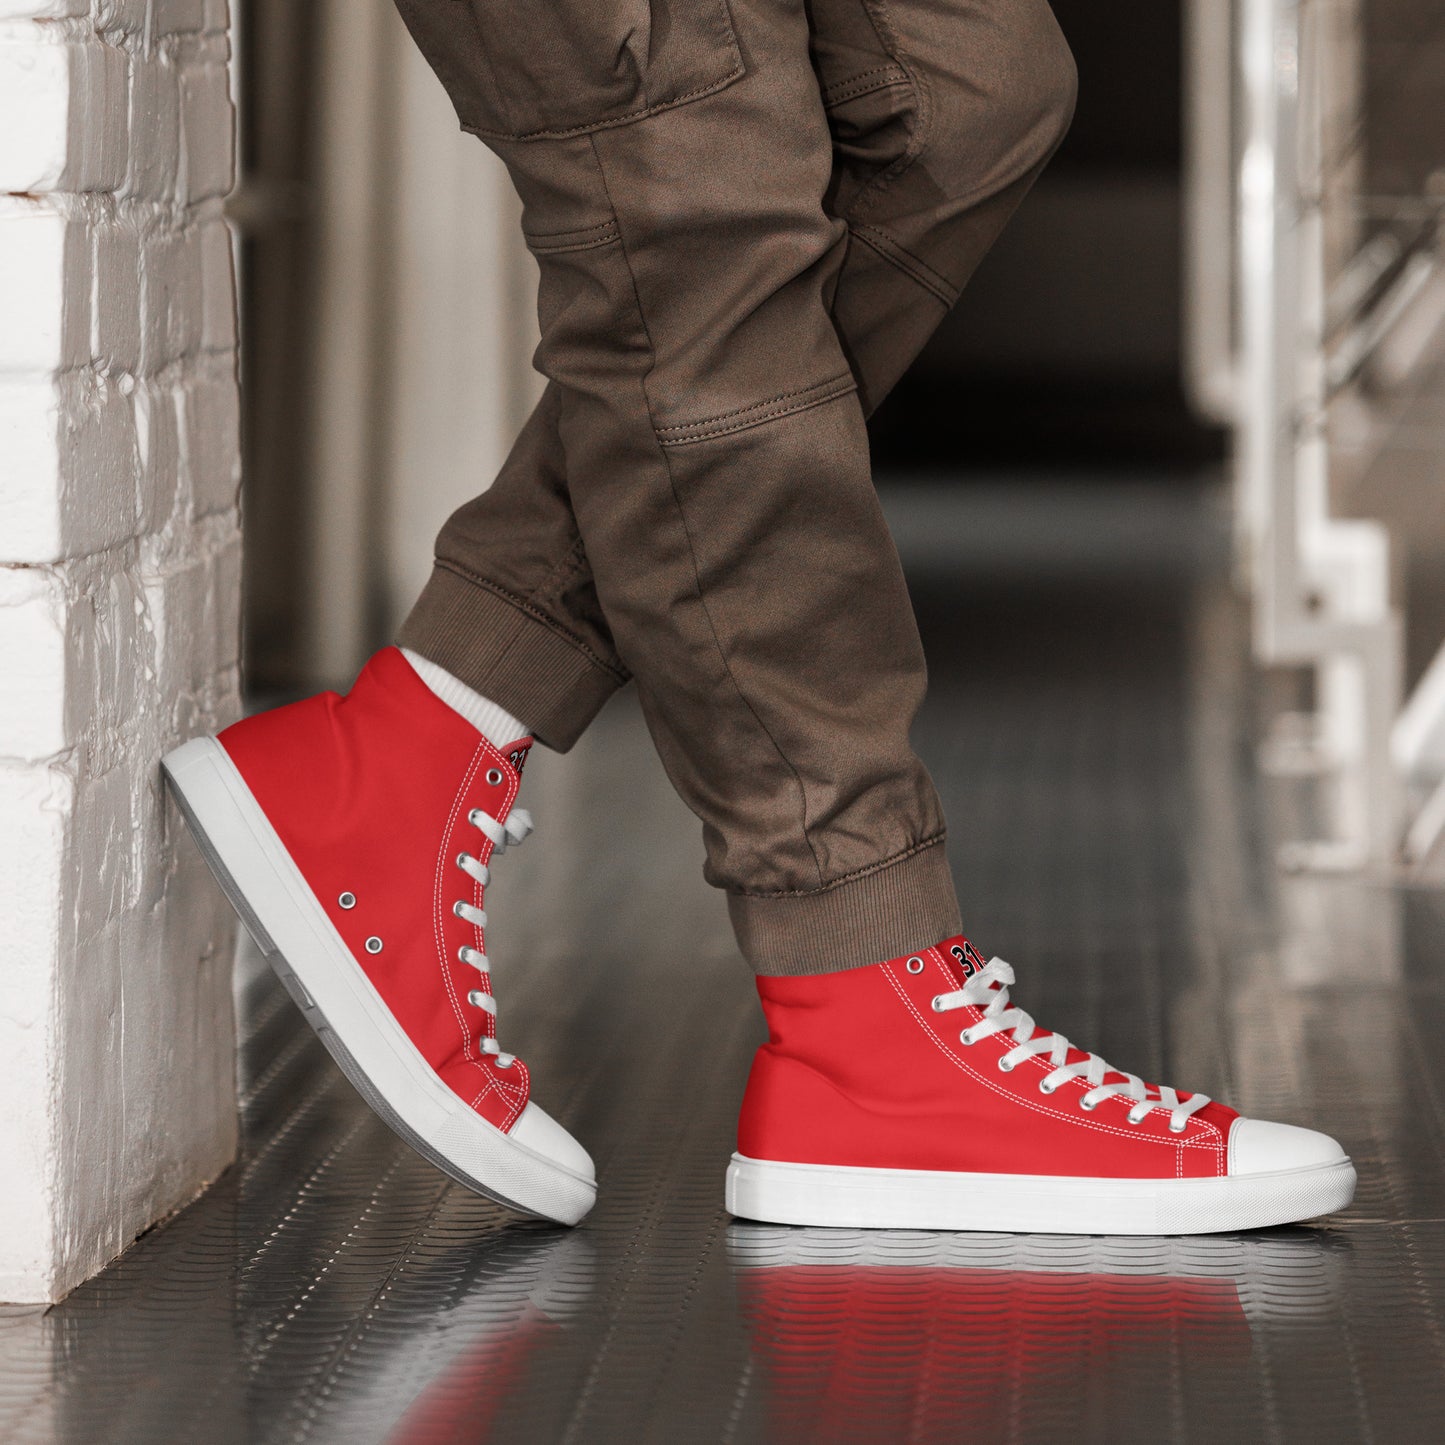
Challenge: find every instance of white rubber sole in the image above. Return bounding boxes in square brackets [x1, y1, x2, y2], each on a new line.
[725, 1152, 1356, 1235]
[162, 735, 596, 1226]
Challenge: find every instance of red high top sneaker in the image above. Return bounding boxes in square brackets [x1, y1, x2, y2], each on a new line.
[162, 646, 595, 1224]
[728, 936, 1355, 1233]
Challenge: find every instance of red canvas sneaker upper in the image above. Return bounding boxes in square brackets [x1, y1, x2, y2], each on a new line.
[219, 646, 535, 1135]
[738, 935, 1239, 1179]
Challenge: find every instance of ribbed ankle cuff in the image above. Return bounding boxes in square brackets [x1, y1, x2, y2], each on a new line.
[397, 564, 627, 752]
[728, 836, 962, 976]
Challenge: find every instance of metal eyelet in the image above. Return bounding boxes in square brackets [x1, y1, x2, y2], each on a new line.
[364, 936, 383, 954]
[905, 956, 925, 975]
[930, 995, 945, 1012]
[959, 1030, 975, 1046]
[1127, 1114, 1146, 1127]
[997, 1057, 1015, 1073]
[338, 892, 356, 910]
[456, 852, 469, 869]
[467, 990, 486, 1007]
[452, 901, 466, 918]
[1039, 1080, 1057, 1095]
[1168, 1120, 1187, 1134]
[1079, 1096, 1098, 1112]
[496, 1056, 515, 1069]
[486, 768, 504, 786]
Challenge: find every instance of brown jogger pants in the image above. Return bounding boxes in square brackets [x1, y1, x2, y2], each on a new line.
[393, 0, 1077, 974]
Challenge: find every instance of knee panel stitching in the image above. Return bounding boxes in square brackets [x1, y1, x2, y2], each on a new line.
[654, 373, 857, 447]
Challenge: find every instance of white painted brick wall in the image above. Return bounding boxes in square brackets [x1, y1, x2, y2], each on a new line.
[0, 0, 240, 1303]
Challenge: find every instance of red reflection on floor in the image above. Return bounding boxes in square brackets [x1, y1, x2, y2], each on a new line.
[388, 1303, 560, 1444]
[735, 1264, 1253, 1442]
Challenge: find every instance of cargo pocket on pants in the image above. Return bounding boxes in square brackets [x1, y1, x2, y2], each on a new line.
[392, 0, 745, 141]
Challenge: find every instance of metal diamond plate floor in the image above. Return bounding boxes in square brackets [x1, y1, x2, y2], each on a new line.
[4, 477, 1444, 1444]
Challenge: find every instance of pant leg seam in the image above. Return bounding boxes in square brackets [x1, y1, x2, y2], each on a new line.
[529, 533, 596, 608]
[451, 525, 595, 646]
[850, 222, 958, 307]
[586, 130, 829, 890]
[433, 559, 631, 685]
[728, 831, 948, 900]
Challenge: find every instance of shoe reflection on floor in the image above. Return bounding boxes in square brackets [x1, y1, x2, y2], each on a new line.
[728, 1223, 1344, 1443]
[276, 1226, 596, 1444]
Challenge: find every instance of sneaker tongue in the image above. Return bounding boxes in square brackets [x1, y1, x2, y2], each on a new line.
[497, 736, 533, 777]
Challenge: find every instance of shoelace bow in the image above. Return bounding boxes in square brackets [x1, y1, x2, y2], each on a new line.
[452, 803, 534, 1068]
[931, 957, 1209, 1132]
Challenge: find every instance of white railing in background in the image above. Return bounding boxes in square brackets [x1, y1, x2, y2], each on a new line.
[1187, 0, 1445, 872]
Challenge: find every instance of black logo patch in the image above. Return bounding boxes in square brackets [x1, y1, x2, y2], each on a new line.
[949, 939, 988, 979]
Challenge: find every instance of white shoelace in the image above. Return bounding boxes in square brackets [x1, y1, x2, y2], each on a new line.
[452, 803, 533, 1068]
[931, 957, 1209, 1132]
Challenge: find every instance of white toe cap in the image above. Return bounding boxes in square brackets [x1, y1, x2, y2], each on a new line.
[509, 1101, 595, 1182]
[1228, 1116, 1347, 1175]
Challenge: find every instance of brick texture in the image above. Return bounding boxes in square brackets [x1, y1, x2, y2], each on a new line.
[0, 0, 240, 1303]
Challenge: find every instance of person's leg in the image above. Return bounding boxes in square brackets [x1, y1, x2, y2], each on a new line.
[397, 1, 1076, 975]
[403, 2, 1077, 749]
[704, 6, 1348, 1238]
[399, 0, 1072, 974]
